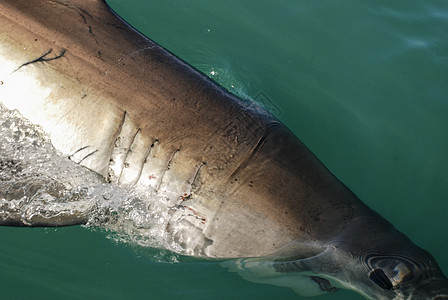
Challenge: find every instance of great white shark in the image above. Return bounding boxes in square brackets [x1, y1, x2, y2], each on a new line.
[0, 0, 447, 299]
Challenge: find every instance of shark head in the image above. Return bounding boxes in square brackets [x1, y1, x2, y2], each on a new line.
[226, 215, 448, 299]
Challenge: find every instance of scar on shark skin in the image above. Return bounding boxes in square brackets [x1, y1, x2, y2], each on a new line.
[67, 146, 99, 165]
[77, 149, 99, 165]
[68, 145, 91, 160]
[14, 48, 67, 72]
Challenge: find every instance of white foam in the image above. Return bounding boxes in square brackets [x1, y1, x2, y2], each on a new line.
[0, 104, 189, 259]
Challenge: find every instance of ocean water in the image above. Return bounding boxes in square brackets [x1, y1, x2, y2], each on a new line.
[1, 0, 447, 299]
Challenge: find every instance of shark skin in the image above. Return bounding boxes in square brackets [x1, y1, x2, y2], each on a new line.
[0, 1, 447, 299]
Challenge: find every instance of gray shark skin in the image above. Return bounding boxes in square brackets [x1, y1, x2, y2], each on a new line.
[0, 1, 447, 299]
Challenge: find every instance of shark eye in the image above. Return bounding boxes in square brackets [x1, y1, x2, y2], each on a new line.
[369, 269, 393, 290]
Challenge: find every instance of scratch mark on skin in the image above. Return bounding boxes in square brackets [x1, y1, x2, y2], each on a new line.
[13, 48, 66, 72]
[77, 149, 99, 165]
[228, 132, 269, 181]
[106, 22, 126, 31]
[78, 12, 87, 24]
[87, 22, 99, 45]
[49, 1, 99, 45]
[181, 206, 207, 224]
[56, 53, 108, 127]
[115, 45, 158, 70]
[124, 46, 156, 58]
[67, 145, 91, 160]
[179, 193, 191, 202]
[77, 10, 99, 45]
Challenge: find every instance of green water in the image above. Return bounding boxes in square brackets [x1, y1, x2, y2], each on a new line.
[1, 0, 447, 299]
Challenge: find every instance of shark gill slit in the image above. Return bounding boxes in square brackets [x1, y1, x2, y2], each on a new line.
[117, 127, 141, 183]
[155, 148, 180, 193]
[133, 137, 158, 185]
[106, 110, 128, 180]
[137, 139, 160, 185]
[189, 162, 206, 194]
